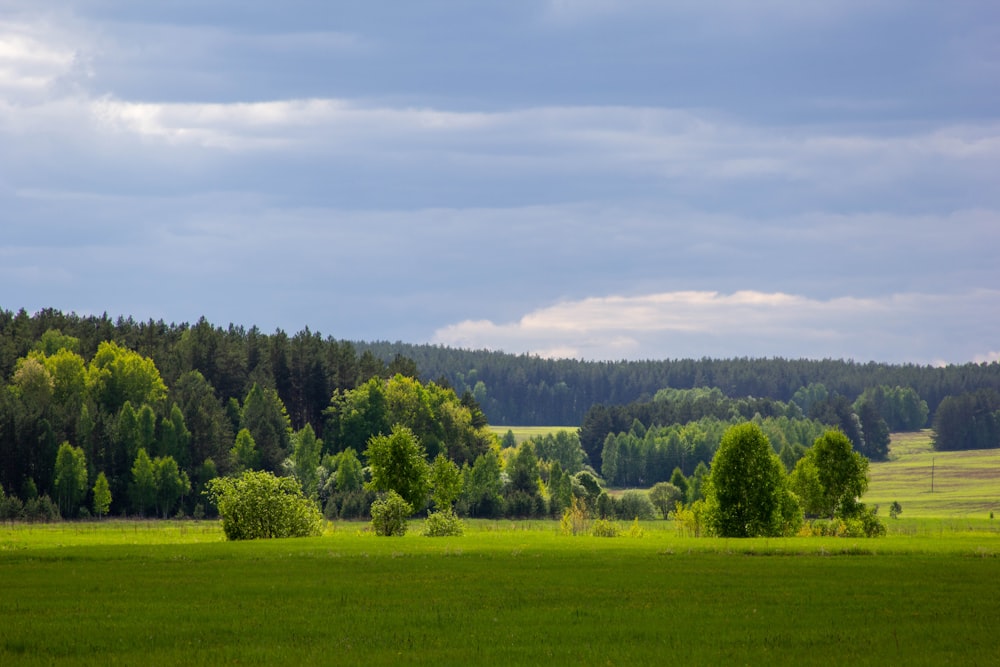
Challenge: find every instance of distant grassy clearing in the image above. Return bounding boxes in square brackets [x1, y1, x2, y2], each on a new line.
[488, 425, 575, 443]
[866, 431, 1000, 517]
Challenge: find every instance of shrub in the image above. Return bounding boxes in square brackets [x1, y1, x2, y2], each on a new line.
[591, 519, 619, 537]
[422, 509, 464, 537]
[858, 504, 886, 537]
[0, 493, 24, 521]
[560, 497, 590, 536]
[206, 471, 323, 541]
[23, 495, 59, 523]
[617, 490, 655, 520]
[370, 491, 413, 536]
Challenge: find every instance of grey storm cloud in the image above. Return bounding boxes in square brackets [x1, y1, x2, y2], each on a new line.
[1, 1, 998, 363]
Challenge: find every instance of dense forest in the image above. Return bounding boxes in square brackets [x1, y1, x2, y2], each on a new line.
[1, 308, 998, 520]
[4, 308, 1000, 429]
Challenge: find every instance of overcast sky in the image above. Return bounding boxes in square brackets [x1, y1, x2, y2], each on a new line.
[2, 1, 998, 364]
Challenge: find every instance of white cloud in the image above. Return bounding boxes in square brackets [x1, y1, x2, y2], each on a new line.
[431, 289, 1000, 364]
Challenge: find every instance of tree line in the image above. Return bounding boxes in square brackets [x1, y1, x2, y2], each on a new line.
[4, 309, 1000, 431]
[1, 308, 996, 521]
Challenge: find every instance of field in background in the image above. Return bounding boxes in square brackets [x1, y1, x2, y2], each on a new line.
[866, 431, 1000, 518]
[488, 425, 575, 443]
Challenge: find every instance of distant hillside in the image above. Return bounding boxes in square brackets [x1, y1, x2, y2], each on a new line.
[866, 431, 1000, 517]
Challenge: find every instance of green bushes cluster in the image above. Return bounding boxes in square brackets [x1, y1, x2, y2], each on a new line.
[370, 491, 412, 536]
[0, 489, 59, 522]
[591, 519, 619, 537]
[803, 506, 886, 538]
[206, 471, 322, 540]
[422, 509, 464, 537]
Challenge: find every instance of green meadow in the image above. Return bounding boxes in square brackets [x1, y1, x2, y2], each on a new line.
[2, 519, 1000, 666]
[488, 425, 575, 443]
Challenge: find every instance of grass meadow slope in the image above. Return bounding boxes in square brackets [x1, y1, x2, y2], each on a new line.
[867, 431, 1000, 518]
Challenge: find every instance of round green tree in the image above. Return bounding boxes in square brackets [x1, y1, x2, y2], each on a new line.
[705, 422, 791, 537]
[363, 424, 430, 510]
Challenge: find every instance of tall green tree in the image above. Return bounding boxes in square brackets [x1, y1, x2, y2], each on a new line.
[429, 453, 463, 511]
[153, 455, 190, 519]
[172, 371, 233, 475]
[129, 448, 156, 516]
[796, 429, 870, 519]
[464, 450, 504, 518]
[53, 441, 88, 517]
[241, 383, 292, 472]
[92, 471, 111, 518]
[364, 425, 430, 510]
[287, 424, 322, 499]
[705, 423, 793, 537]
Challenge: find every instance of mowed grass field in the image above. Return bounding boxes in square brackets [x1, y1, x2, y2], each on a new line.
[866, 431, 1000, 517]
[2, 520, 1000, 665]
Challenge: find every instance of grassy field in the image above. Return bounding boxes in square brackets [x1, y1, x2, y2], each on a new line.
[488, 425, 575, 443]
[866, 431, 1000, 518]
[2, 520, 1000, 665]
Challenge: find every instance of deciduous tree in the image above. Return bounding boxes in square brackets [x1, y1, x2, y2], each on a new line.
[53, 441, 87, 517]
[92, 472, 111, 518]
[705, 423, 792, 537]
[364, 424, 430, 510]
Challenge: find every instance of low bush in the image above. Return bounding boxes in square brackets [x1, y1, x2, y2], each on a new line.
[370, 491, 413, 537]
[617, 490, 655, 521]
[422, 509, 464, 537]
[206, 471, 322, 541]
[591, 519, 619, 537]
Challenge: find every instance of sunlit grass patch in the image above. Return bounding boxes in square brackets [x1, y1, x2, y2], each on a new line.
[866, 431, 1000, 517]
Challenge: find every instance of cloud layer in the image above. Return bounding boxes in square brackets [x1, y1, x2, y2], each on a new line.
[433, 289, 1000, 364]
[2, 3, 998, 363]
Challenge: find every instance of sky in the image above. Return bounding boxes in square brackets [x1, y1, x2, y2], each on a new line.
[2, 1, 999, 365]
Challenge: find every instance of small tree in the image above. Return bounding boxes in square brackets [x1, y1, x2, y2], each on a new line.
[370, 491, 412, 536]
[649, 482, 684, 519]
[429, 453, 463, 511]
[889, 501, 902, 520]
[92, 472, 111, 519]
[206, 470, 322, 540]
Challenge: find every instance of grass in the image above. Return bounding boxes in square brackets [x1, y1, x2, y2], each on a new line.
[2, 520, 1000, 665]
[866, 431, 1000, 518]
[487, 425, 575, 443]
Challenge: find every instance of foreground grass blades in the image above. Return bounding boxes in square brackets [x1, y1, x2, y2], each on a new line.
[2, 520, 999, 665]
